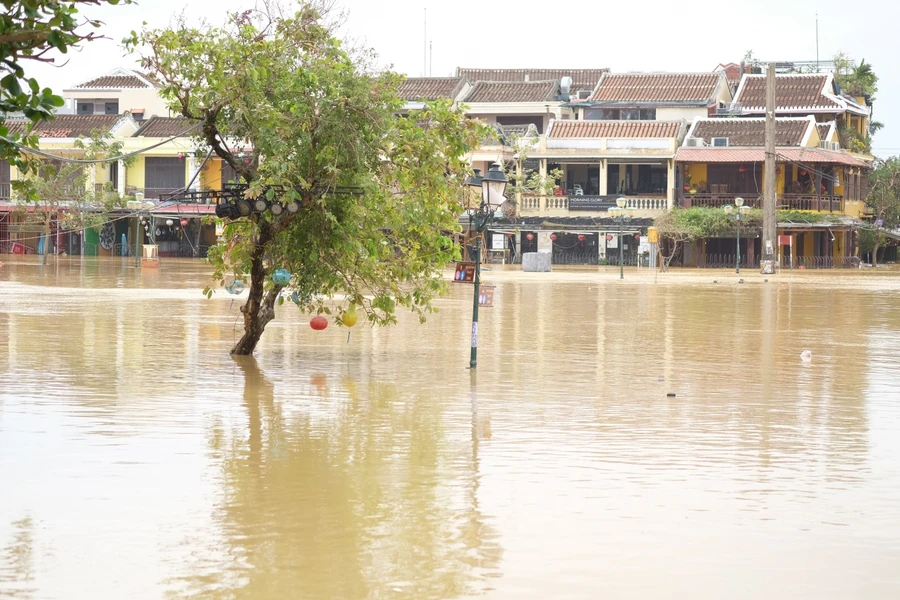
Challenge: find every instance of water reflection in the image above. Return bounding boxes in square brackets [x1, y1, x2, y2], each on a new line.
[0, 516, 36, 599]
[165, 357, 502, 598]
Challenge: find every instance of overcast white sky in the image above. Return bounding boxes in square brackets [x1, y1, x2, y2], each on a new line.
[25, 0, 900, 156]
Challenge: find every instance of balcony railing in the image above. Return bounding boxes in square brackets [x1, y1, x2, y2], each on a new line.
[681, 193, 843, 213]
[520, 195, 667, 216]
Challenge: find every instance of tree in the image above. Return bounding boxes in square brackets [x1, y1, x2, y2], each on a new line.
[131, 3, 485, 356]
[864, 157, 900, 266]
[15, 130, 133, 264]
[652, 209, 697, 272]
[1, 1, 132, 174]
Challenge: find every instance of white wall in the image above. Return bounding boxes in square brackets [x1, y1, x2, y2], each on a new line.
[65, 88, 171, 119]
[656, 107, 708, 121]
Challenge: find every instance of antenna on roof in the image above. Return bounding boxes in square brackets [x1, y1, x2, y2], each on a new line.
[816, 12, 819, 72]
[423, 8, 427, 77]
[429, 40, 432, 77]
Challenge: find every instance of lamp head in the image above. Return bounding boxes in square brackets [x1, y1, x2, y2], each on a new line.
[482, 162, 508, 211]
[739, 205, 751, 216]
[724, 205, 734, 215]
[735, 197, 744, 207]
[465, 168, 483, 188]
[607, 206, 622, 217]
[616, 197, 626, 209]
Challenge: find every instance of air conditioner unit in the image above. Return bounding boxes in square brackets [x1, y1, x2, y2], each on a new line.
[685, 137, 706, 147]
[711, 137, 729, 147]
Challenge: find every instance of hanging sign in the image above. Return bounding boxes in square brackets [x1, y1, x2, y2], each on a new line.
[478, 285, 495, 307]
[779, 235, 792, 245]
[607, 234, 618, 249]
[492, 234, 505, 249]
[454, 261, 476, 283]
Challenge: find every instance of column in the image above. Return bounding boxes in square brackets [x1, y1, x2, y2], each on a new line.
[667, 159, 675, 209]
[117, 160, 126, 197]
[189, 157, 201, 191]
[598, 159, 608, 195]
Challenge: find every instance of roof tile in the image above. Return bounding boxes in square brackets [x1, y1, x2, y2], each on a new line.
[735, 74, 841, 110]
[457, 68, 606, 87]
[690, 118, 809, 146]
[75, 74, 158, 89]
[550, 120, 681, 139]
[590, 73, 722, 104]
[134, 116, 198, 137]
[676, 147, 867, 167]
[14, 114, 123, 138]
[398, 77, 465, 101]
[463, 81, 558, 103]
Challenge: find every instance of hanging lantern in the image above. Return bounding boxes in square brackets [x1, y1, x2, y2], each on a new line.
[526, 232, 534, 241]
[341, 304, 358, 327]
[177, 152, 184, 160]
[272, 268, 291, 286]
[577, 234, 586, 241]
[550, 233, 557, 241]
[180, 218, 189, 227]
[634, 233, 641, 240]
[606, 234, 613, 241]
[225, 279, 245, 295]
[310, 315, 328, 330]
[800, 169, 808, 176]
[738, 166, 747, 173]
[166, 219, 174, 226]
[776, 167, 782, 175]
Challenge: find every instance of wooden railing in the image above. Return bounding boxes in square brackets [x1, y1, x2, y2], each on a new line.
[680, 193, 843, 213]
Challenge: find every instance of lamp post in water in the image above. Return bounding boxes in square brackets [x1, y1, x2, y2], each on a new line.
[723, 197, 751, 273]
[607, 197, 636, 280]
[465, 162, 507, 369]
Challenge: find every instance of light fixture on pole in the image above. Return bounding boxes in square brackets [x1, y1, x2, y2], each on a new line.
[465, 162, 507, 369]
[723, 197, 751, 274]
[607, 197, 636, 279]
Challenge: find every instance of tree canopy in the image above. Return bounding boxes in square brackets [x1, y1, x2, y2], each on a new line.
[864, 157, 900, 266]
[1, 1, 131, 171]
[130, 2, 486, 355]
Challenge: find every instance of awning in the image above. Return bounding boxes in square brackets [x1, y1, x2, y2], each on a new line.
[676, 147, 869, 167]
[150, 202, 216, 216]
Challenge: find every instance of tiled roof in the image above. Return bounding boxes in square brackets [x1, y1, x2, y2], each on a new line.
[10, 114, 122, 138]
[689, 118, 810, 146]
[735, 74, 842, 110]
[398, 77, 465, 101]
[134, 116, 199, 137]
[590, 72, 722, 104]
[3, 120, 31, 136]
[817, 122, 835, 141]
[75, 73, 159, 89]
[463, 81, 559, 103]
[675, 147, 867, 167]
[457, 68, 606, 87]
[550, 120, 681, 139]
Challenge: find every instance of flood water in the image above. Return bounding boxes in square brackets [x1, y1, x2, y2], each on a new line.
[1, 257, 899, 599]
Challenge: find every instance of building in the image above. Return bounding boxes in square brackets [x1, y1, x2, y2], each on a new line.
[61, 67, 171, 120]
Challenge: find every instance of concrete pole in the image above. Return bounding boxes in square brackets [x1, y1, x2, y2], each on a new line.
[762, 62, 777, 274]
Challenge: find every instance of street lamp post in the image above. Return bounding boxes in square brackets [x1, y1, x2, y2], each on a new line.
[723, 197, 751, 274]
[465, 163, 508, 369]
[607, 197, 636, 280]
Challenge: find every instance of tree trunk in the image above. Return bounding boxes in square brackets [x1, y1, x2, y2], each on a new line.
[871, 239, 880, 267]
[230, 221, 282, 356]
[42, 216, 50, 266]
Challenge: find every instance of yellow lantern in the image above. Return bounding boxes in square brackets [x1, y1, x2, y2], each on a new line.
[342, 304, 358, 327]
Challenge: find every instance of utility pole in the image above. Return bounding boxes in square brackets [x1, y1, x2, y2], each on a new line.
[762, 62, 777, 274]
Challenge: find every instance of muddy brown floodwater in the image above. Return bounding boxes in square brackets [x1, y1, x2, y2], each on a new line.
[1, 257, 899, 599]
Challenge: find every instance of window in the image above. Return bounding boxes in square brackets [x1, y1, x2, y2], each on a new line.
[496, 115, 543, 134]
[221, 161, 241, 187]
[77, 102, 94, 115]
[104, 101, 119, 115]
[145, 157, 185, 197]
[620, 109, 641, 120]
[640, 109, 656, 120]
[584, 108, 656, 120]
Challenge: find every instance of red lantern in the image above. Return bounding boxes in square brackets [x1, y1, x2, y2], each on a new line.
[738, 166, 747, 173]
[606, 234, 613, 241]
[180, 218, 189, 227]
[310, 315, 328, 330]
[526, 233, 534, 241]
[550, 233, 557, 241]
[776, 167, 782, 175]
[577, 234, 585, 241]
[634, 233, 641, 240]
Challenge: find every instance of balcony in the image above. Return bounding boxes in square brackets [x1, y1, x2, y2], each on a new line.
[681, 193, 843, 213]
[520, 194, 667, 218]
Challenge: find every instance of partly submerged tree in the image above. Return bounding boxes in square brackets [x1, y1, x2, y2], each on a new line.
[864, 157, 900, 266]
[1, 1, 132, 173]
[131, 3, 485, 356]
